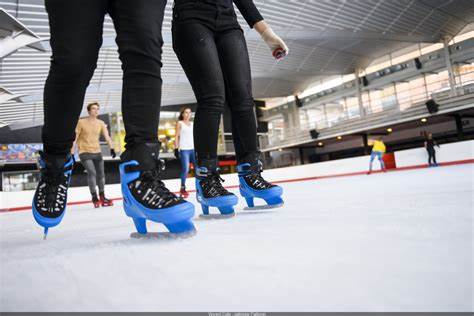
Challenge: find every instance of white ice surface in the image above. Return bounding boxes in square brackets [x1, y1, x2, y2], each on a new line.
[1, 164, 472, 312]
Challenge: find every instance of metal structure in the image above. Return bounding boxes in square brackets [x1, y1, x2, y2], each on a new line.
[257, 38, 474, 152]
[0, 0, 473, 126]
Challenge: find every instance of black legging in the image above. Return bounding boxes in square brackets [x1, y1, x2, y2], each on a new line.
[42, 0, 166, 156]
[172, 0, 260, 164]
[428, 149, 437, 165]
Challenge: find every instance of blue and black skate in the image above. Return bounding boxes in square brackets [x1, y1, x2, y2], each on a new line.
[120, 143, 195, 238]
[238, 152, 283, 210]
[32, 151, 74, 239]
[195, 160, 238, 219]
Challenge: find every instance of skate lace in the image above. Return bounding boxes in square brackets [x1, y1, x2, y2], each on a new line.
[245, 171, 273, 189]
[140, 168, 180, 204]
[40, 170, 67, 212]
[202, 173, 229, 196]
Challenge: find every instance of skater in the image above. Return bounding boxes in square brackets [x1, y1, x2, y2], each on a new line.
[71, 102, 115, 208]
[368, 137, 386, 174]
[33, 0, 195, 238]
[424, 133, 440, 167]
[174, 106, 196, 198]
[172, 0, 287, 217]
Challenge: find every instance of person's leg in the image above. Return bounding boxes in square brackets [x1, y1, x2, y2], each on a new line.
[432, 150, 438, 165]
[92, 154, 113, 205]
[173, 22, 226, 163]
[378, 152, 385, 170]
[108, 0, 167, 149]
[428, 150, 433, 165]
[92, 155, 105, 194]
[42, 0, 107, 155]
[190, 150, 196, 168]
[80, 156, 98, 196]
[179, 150, 191, 187]
[216, 28, 258, 161]
[369, 152, 376, 171]
[173, 21, 237, 216]
[111, 0, 194, 234]
[215, 27, 282, 209]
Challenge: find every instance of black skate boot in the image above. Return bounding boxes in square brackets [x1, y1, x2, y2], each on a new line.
[119, 143, 195, 237]
[91, 192, 100, 208]
[237, 152, 283, 210]
[32, 151, 74, 239]
[195, 158, 238, 219]
[99, 192, 113, 207]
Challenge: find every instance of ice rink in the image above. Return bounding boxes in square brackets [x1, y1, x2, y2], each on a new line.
[0, 164, 472, 312]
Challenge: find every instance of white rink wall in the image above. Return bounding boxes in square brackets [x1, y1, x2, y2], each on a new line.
[394, 139, 474, 167]
[1, 140, 473, 210]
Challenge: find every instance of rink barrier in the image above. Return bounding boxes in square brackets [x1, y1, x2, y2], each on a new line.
[1, 158, 472, 213]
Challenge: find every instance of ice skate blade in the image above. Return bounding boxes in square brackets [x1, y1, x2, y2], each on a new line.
[243, 202, 284, 211]
[130, 229, 196, 240]
[198, 213, 236, 220]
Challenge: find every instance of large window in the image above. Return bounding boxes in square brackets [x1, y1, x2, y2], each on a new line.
[456, 63, 474, 86]
[345, 96, 361, 119]
[408, 77, 427, 104]
[395, 81, 412, 111]
[425, 70, 450, 96]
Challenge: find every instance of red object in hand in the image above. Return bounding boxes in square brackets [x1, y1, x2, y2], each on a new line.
[273, 48, 286, 59]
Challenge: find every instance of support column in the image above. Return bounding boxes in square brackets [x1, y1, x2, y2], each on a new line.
[298, 147, 305, 165]
[322, 104, 329, 127]
[443, 37, 457, 96]
[354, 70, 365, 118]
[454, 114, 464, 140]
[362, 133, 369, 155]
[291, 101, 300, 130]
[393, 82, 400, 111]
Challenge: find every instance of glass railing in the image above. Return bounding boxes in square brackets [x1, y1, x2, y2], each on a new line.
[262, 66, 474, 149]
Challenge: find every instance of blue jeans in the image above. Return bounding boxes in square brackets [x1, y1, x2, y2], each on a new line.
[179, 149, 196, 186]
[369, 151, 385, 170]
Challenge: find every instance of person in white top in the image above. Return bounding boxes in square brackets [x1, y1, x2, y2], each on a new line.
[174, 106, 195, 198]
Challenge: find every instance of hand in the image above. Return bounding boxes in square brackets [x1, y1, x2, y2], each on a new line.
[110, 149, 116, 158]
[174, 148, 180, 159]
[261, 28, 289, 59]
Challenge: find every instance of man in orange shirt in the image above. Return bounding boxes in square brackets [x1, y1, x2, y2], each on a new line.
[72, 102, 116, 208]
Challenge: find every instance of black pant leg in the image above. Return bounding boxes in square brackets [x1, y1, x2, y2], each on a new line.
[108, 0, 167, 149]
[42, 0, 107, 155]
[172, 21, 226, 163]
[216, 28, 258, 161]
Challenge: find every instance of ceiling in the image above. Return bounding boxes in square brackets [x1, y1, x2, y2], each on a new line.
[1, 0, 473, 127]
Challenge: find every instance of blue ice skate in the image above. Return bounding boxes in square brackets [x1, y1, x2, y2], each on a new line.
[119, 143, 195, 236]
[32, 151, 74, 239]
[195, 165, 238, 219]
[238, 155, 284, 210]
